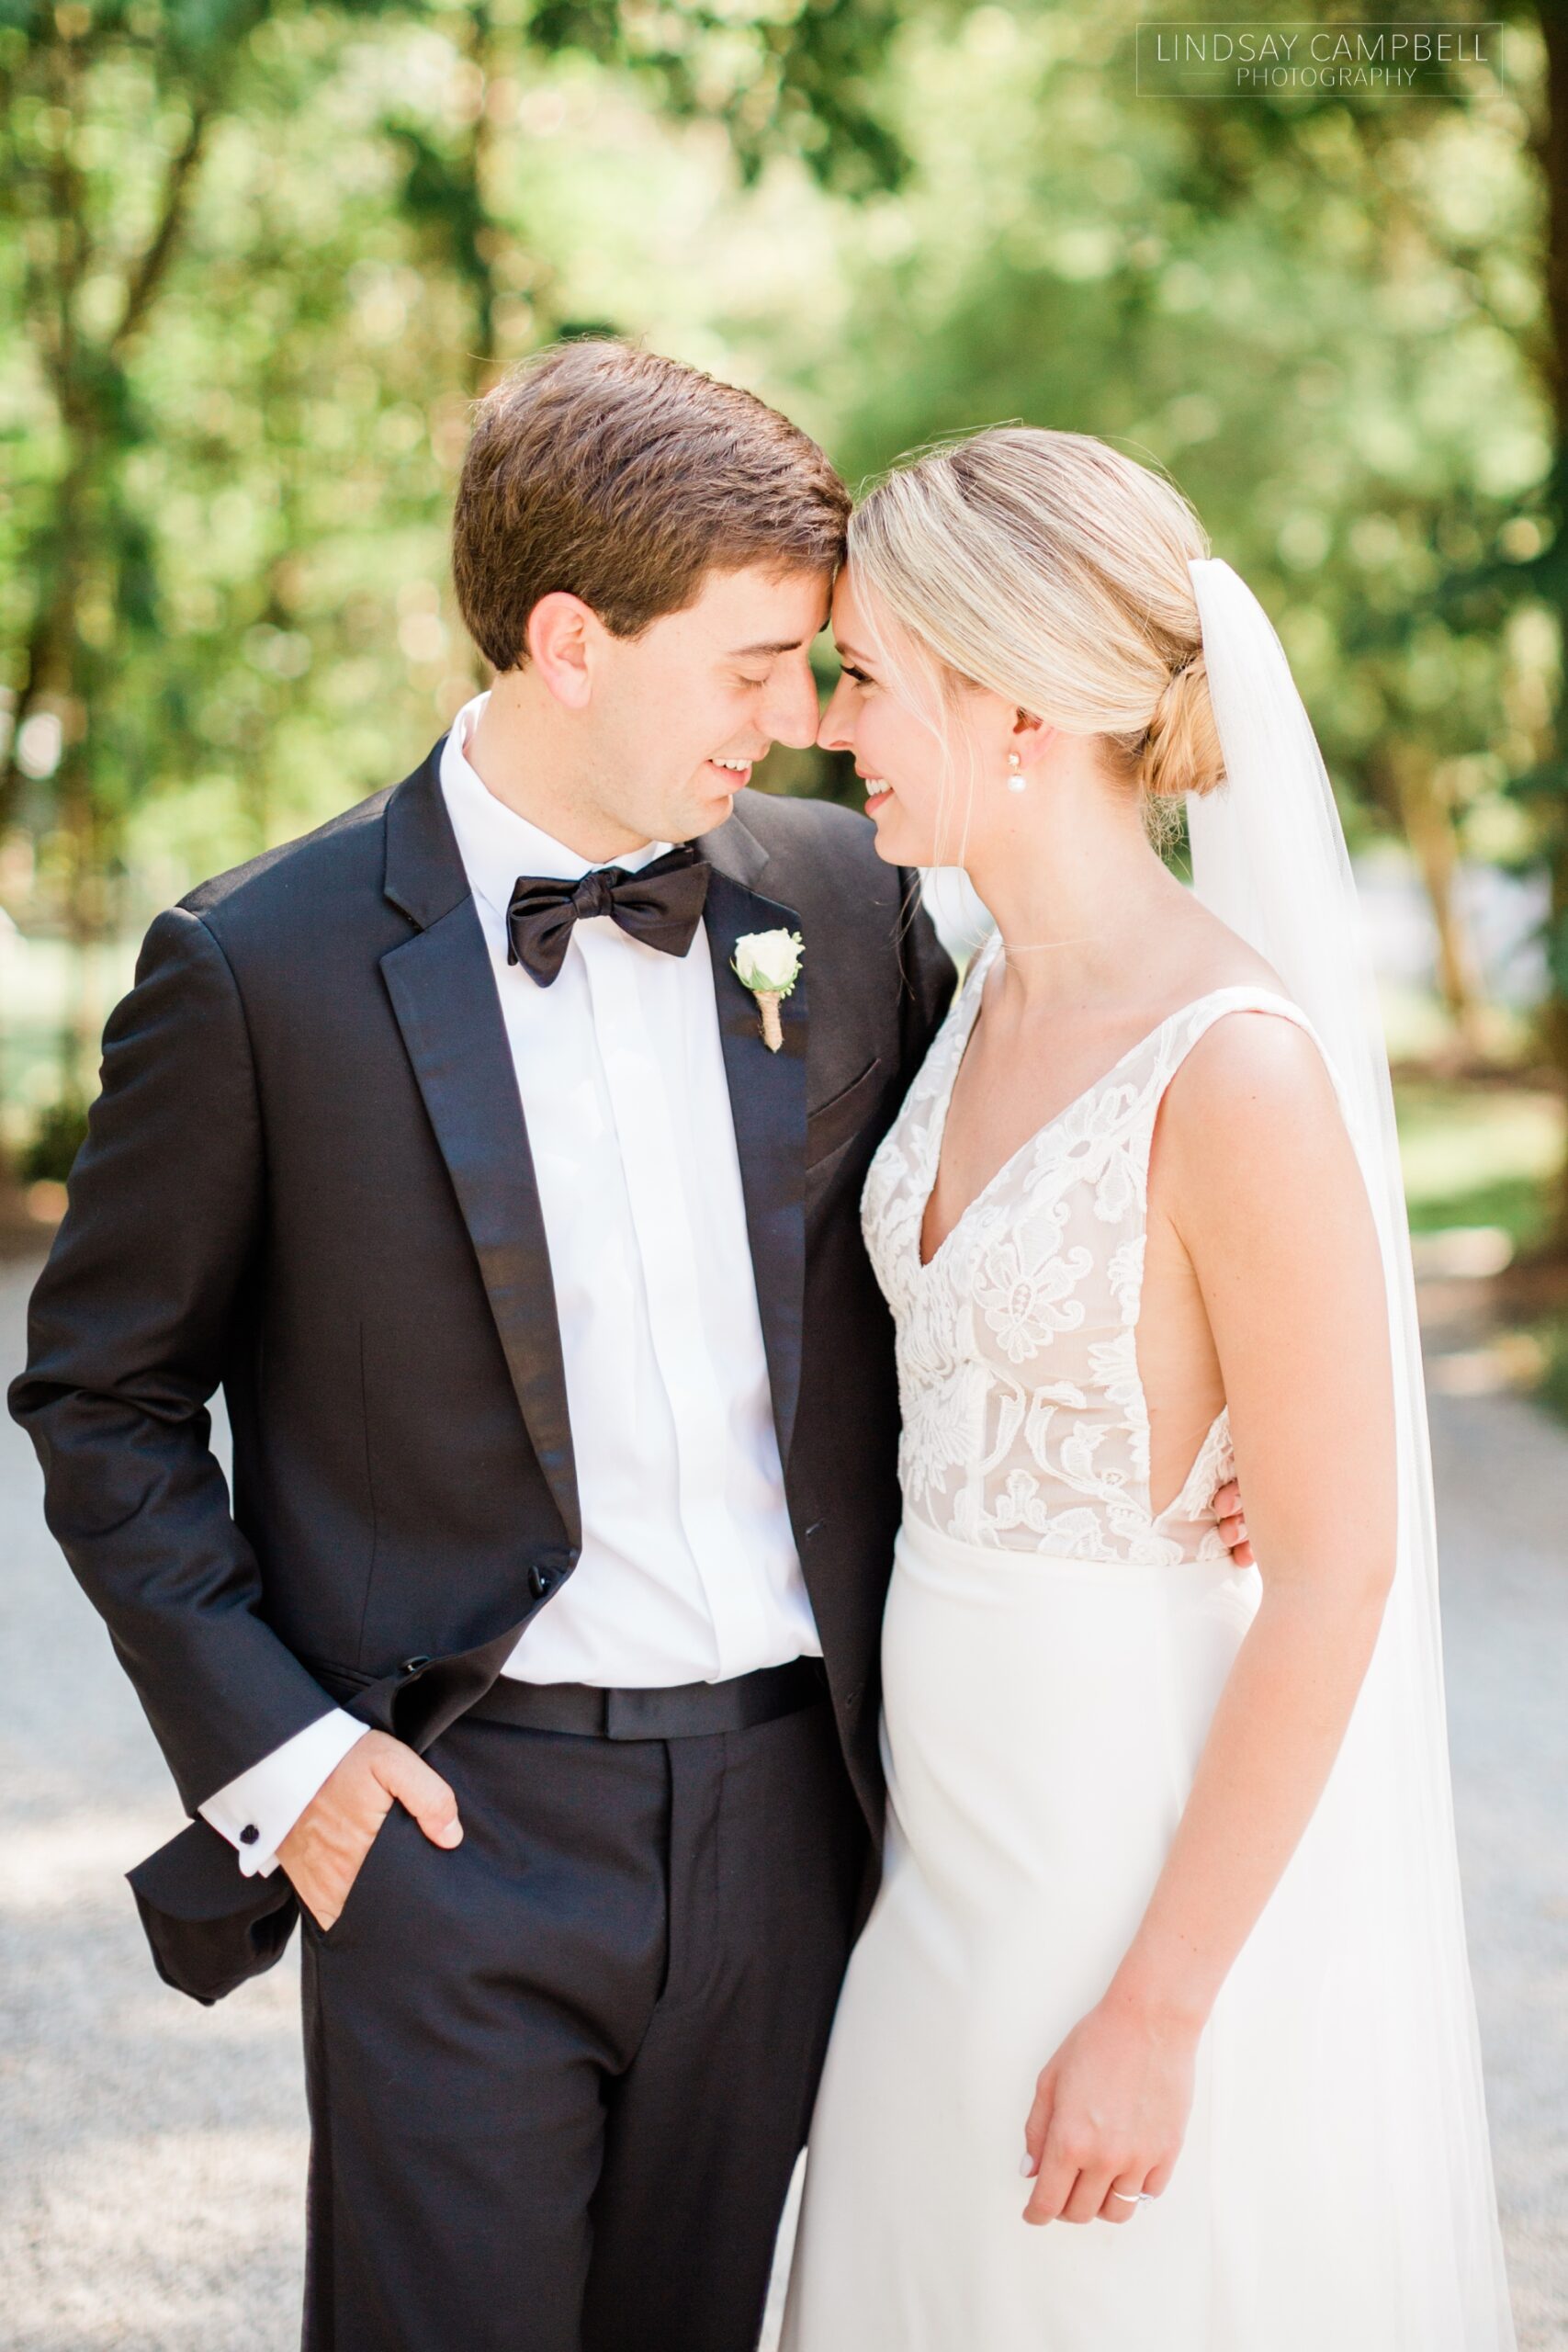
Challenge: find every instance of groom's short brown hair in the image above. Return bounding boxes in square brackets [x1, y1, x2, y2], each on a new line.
[453, 339, 850, 673]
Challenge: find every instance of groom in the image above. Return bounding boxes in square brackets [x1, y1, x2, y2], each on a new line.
[13, 340, 1248, 2352]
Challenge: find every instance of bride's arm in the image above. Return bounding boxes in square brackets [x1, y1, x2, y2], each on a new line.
[1021, 1008, 1397, 2228]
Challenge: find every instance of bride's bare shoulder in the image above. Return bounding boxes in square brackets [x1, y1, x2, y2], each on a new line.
[1156, 1002, 1361, 1238]
[1171, 1001, 1336, 1120]
[1156, 904, 1345, 1169]
[1156, 902, 1346, 1167]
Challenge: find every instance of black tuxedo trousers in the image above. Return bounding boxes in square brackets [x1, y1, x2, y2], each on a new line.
[10, 746, 955, 2349]
[303, 1699, 864, 2352]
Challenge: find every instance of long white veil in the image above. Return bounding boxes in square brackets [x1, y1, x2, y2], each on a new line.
[1185, 556, 1516, 2348]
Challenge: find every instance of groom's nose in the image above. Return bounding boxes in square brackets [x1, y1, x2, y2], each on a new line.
[761, 655, 824, 752]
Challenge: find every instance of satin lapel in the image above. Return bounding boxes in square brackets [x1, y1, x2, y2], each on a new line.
[380, 754, 581, 1551]
[698, 822, 808, 1473]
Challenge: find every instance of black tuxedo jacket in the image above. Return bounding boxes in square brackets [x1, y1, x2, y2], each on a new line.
[9, 744, 955, 2002]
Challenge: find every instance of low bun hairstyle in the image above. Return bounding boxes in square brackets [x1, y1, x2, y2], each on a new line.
[1138, 646, 1224, 805]
[848, 425, 1228, 810]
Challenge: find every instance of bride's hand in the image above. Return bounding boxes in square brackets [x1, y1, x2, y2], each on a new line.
[1020, 1996, 1199, 2226]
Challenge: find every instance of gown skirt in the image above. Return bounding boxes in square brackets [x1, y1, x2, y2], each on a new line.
[780, 1511, 1453, 2352]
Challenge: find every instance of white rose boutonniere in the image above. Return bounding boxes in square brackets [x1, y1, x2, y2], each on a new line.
[731, 928, 804, 1053]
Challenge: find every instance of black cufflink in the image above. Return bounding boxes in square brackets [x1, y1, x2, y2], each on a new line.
[240, 1824, 259, 1845]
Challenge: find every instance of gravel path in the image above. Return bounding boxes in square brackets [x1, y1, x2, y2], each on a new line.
[2, 1250, 1562, 2350]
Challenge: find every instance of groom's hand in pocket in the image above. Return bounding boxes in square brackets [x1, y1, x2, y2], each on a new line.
[279, 1730, 463, 1930]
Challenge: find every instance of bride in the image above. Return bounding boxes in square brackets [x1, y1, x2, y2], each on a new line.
[781, 427, 1516, 2349]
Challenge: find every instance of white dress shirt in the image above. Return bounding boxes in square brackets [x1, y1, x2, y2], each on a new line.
[200, 694, 818, 1874]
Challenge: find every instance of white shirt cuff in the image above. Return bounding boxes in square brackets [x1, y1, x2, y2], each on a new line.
[197, 1709, 370, 1878]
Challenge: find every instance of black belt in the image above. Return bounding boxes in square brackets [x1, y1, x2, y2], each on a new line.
[466, 1657, 828, 1741]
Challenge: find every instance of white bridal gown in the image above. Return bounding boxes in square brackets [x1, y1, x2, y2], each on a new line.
[783, 929, 1509, 2352]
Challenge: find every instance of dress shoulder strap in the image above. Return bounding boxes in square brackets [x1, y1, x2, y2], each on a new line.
[1168, 983, 1320, 1053]
[1145, 985, 1330, 1122]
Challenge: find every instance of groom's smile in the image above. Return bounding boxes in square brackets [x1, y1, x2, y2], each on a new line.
[702, 749, 761, 797]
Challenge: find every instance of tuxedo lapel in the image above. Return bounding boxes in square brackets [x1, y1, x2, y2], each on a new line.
[698, 813, 808, 1474]
[380, 750, 581, 1552]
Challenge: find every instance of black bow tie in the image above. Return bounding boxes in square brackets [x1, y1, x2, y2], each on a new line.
[504, 844, 711, 988]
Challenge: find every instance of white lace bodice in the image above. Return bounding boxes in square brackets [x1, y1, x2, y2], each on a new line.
[863, 931, 1317, 1564]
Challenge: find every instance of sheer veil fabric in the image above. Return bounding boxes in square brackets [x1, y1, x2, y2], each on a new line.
[1184, 557, 1515, 2347]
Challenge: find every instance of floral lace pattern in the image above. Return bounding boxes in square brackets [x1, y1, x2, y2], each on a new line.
[863, 931, 1314, 1563]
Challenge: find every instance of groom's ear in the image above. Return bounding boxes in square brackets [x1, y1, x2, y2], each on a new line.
[526, 591, 601, 710]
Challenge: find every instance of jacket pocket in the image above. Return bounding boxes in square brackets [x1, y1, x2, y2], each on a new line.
[296, 1651, 378, 1702]
[805, 1057, 886, 1170]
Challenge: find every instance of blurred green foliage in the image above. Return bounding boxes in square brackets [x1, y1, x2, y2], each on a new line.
[18, 1089, 87, 1184]
[1537, 1314, 1568, 1418]
[2, 0, 1565, 1242]
[1399, 1076, 1562, 1251]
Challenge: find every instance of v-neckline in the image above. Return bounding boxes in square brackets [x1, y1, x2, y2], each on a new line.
[915, 938, 1252, 1273]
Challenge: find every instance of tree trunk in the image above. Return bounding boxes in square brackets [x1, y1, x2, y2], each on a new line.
[465, 4, 498, 397]
[1386, 741, 1489, 1061]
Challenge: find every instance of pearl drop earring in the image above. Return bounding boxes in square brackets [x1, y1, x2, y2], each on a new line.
[1006, 751, 1027, 794]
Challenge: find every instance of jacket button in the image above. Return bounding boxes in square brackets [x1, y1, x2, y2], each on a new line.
[528, 1566, 553, 1600]
[400, 1655, 432, 1677]
[240, 1824, 259, 1846]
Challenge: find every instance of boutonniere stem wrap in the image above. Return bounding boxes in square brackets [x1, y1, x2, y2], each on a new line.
[731, 929, 804, 1053]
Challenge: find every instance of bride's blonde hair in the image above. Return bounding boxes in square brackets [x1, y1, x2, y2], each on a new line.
[847, 426, 1225, 823]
